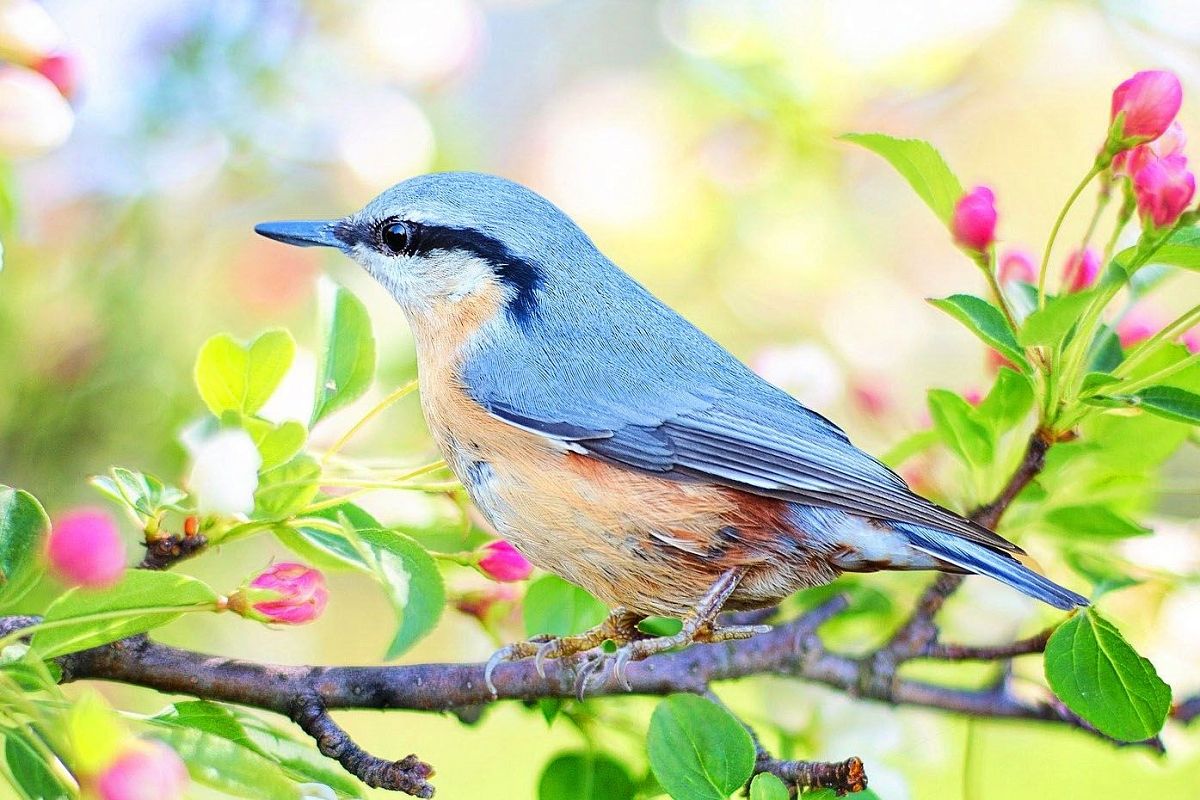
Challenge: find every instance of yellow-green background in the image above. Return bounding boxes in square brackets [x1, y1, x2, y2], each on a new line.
[1, 1, 1199, 798]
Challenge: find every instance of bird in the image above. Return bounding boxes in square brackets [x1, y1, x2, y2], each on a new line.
[255, 171, 1087, 693]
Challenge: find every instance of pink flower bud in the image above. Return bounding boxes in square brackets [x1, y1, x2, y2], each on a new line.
[1182, 325, 1200, 354]
[962, 387, 983, 406]
[454, 584, 519, 622]
[1113, 121, 1186, 177]
[476, 540, 533, 582]
[998, 248, 1037, 285]
[849, 380, 891, 418]
[985, 348, 1016, 375]
[951, 186, 997, 252]
[95, 740, 188, 800]
[1062, 248, 1100, 293]
[33, 50, 77, 99]
[232, 563, 328, 625]
[1116, 307, 1161, 348]
[1110, 70, 1183, 144]
[46, 508, 125, 588]
[1133, 153, 1196, 229]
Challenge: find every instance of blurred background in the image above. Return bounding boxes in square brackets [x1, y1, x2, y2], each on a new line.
[1, 0, 1199, 797]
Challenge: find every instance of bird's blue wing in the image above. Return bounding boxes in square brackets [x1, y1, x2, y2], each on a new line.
[462, 303, 1017, 554]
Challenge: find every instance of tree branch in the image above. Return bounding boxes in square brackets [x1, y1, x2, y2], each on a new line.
[8, 428, 1107, 796]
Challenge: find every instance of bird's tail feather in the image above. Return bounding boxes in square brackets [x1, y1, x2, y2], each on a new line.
[901, 525, 1088, 610]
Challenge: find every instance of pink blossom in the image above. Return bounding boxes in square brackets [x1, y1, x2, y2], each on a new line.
[998, 248, 1037, 285]
[1110, 70, 1183, 144]
[32, 50, 77, 99]
[1116, 307, 1161, 348]
[95, 741, 188, 800]
[849, 380, 891, 418]
[476, 540, 533, 582]
[1062, 248, 1100, 293]
[46, 508, 125, 588]
[1113, 121, 1187, 177]
[1182, 325, 1200, 354]
[454, 585, 519, 621]
[963, 388, 984, 406]
[986, 348, 1016, 375]
[235, 563, 328, 625]
[1133, 153, 1196, 228]
[951, 186, 997, 252]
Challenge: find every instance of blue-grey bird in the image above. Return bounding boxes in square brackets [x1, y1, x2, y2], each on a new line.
[255, 172, 1087, 689]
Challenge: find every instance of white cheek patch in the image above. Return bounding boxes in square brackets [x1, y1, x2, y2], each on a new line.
[351, 246, 497, 312]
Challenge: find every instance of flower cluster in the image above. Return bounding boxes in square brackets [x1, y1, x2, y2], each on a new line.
[0, 0, 78, 157]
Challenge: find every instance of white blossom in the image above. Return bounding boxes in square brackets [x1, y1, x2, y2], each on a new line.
[187, 428, 262, 517]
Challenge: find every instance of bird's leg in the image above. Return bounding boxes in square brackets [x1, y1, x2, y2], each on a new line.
[579, 567, 771, 695]
[483, 607, 645, 696]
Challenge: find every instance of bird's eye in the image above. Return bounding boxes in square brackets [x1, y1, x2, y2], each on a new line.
[380, 220, 411, 255]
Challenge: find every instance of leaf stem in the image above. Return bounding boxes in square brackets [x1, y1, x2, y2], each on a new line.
[1038, 164, 1105, 310]
[320, 379, 419, 465]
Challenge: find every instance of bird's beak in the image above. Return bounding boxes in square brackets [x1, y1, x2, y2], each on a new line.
[253, 219, 344, 249]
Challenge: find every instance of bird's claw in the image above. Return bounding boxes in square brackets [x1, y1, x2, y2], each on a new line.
[483, 635, 551, 696]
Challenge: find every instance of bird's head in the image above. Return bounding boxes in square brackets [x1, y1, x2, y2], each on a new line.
[255, 172, 603, 327]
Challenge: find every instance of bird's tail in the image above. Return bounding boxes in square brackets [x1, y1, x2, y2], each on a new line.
[900, 525, 1088, 610]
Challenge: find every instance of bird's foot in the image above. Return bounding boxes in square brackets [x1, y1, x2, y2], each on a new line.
[483, 608, 644, 696]
[572, 619, 771, 697]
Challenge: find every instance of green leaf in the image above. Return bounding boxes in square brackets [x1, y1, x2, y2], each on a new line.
[880, 428, 940, 468]
[976, 367, 1034, 432]
[311, 282, 375, 426]
[195, 329, 296, 417]
[928, 295, 1028, 373]
[0, 487, 49, 607]
[153, 700, 263, 754]
[1114, 226, 1200, 272]
[4, 733, 68, 800]
[1065, 551, 1142, 598]
[646, 694, 755, 800]
[254, 455, 321, 519]
[154, 725, 303, 800]
[927, 389, 993, 467]
[89, 468, 187, 519]
[749, 773, 789, 800]
[1044, 608, 1171, 742]
[538, 751, 636, 800]
[840, 133, 963, 223]
[242, 418, 308, 471]
[67, 691, 124, 774]
[1018, 292, 1094, 348]
[286, 504, 444, 658]
[1133, 385, 1200, 425]
[523, 575, 608, 638]
[1080, 372, 1121, 395]
[357, 527, 445, 659]
[32, 572, 219, 659]
[1044, 505, 1151, 540]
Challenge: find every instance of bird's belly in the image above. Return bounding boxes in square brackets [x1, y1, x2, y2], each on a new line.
[443, 432, 838, 617]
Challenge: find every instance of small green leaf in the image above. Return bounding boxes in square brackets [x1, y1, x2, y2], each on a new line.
[976, 367, 1034, 432]
[1044, 505, 1151, 540]
[89, 468, 187, 519]
[647, 694, 755, 800]
[67, 691, 124, 774]
[312, 282, 375, 426]
[154, 725, 303, 800]
[1018, 292, 1094, 347]
[880, 428, 940, 468]
[288, 504, 444, 658]
[1080, 372, 1121, 395]
[927, 389, 993, 467]
[195, 329, 296, 417]
[1044, 608, 1171, 741]
[33, 572, 219, 659]
[749, 773, 790, 800]
[1065, 551, 1142, 598]
[1133, 385, 1200, 425]
[254, 455, 321, 519]
[840, 133, 963, 223]
[928, 295, 1028, 373]
[1114, 226, 1200, 273]
[242, 418, 308, 471]
[357, 527, 445, 659]
[0, 486, 49, 607]
[524, 575, 608, 638]
[538, 751, 636, 800]
[5, 733, 68, 800]
[153, 700, 264, 754]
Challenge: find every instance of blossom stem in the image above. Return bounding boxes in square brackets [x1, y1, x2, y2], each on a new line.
[320, 379, 419, 465]
[976, 249, 1019, 331]
[1037, 164, 1105, 310]
[1112, 302, 1200, 379]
